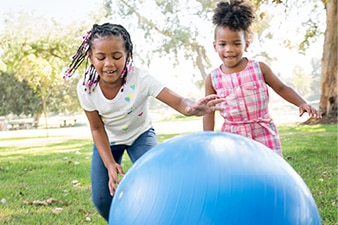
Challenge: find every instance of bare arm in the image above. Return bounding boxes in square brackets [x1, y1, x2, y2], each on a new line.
[203, 74, 216, 131]
[260, 62, 321, 118]
[84, 110, 124, 196]
[156, 87, 222, 117]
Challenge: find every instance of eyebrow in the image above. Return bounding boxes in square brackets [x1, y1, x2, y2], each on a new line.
[94, 51, 123, 56]
[217, 39, 242, 43]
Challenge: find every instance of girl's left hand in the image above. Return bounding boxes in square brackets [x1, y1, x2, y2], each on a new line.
[299, 104, 322, 119]
[186, 94, 224, 116]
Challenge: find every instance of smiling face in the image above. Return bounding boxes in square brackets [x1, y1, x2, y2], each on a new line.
[88, 35, 128, 87]
[213, 26, 249, 72]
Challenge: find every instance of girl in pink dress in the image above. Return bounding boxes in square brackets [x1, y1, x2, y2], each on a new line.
[203, 0, 321, 156]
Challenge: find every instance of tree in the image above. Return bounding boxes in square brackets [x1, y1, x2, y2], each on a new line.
[110, 0, 216, 80]
[318, 0, 337, 121]
[0, 72, 41, 117]
[0, 12, 88, 128]
[107, 0, 335, 123]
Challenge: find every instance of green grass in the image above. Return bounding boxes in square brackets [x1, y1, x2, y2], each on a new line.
[0, 124, 337, 224]
[279, 124, 337, 224]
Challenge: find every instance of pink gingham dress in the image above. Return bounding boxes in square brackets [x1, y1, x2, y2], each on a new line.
[211, 59, 282, 156]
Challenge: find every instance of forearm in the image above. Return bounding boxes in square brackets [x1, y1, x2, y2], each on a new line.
[156, 87, 221, 117]
[203, 113, 215, 131]
[276, 86, 307, 107]
[156, 88, 195, 116]
[91, 128, 116, 168]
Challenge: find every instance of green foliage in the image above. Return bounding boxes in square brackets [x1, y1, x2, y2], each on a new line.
[0, 12, 91, 116]
[114, 0, 213, 74]
[105, 0, 327, 87]
[0, 0, 329, 119]
[0, 73, 41, 116]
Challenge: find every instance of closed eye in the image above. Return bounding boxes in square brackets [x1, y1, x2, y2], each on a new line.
[113, 56, 122, 60]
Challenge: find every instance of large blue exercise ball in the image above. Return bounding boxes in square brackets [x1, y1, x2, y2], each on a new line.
[109, 132, 321, 225]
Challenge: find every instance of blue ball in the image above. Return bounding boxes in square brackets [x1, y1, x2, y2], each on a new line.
[109, 132, 321, 225]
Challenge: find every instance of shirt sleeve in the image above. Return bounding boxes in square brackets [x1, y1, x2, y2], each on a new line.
[139, 67, 165, 97]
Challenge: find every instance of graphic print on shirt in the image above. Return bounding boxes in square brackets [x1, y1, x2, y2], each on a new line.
[125, 93, 134, 102]
[121, 84, 137, 131]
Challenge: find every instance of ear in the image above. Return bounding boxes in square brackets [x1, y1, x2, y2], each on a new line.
[213, 41, 217, 52]
[87, 52, 93, 64]
[244, 41, 250, 52]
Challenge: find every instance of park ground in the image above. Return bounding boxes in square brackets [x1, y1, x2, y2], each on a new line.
[0, 109, 311, 147]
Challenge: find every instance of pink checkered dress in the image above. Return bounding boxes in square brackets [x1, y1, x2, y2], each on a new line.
[211, 59, 282, 156]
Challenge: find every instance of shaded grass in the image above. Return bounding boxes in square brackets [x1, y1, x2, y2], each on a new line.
[279, 124, 337, 224]
[0, 124, 337, 224]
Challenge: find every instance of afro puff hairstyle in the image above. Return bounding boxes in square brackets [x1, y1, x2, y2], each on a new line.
[212, 0, 255, 32]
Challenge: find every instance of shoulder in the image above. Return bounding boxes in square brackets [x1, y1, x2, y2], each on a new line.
[246, 59, 271, 74]
[127, 65, 154, 83]
[130, 65, 150, 77]
[133, 65, 162, 82]
[257, 61, 272, 75]
[128, 65, 164, 95]
[209, 66, 222, 78]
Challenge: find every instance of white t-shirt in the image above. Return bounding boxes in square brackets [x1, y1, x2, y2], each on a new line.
[77, 66, 164, 145]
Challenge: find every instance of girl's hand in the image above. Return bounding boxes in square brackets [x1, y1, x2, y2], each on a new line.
[186, 94, 224, 116]
[299, 103, 322, 119]
[107, 163, 125, 196]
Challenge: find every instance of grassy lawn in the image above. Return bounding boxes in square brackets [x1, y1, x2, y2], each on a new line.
[0, 124, 337, 224]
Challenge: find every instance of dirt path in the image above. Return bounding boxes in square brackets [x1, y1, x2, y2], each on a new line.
[0, 113, 307, 147]
[0, 120, 204, 147]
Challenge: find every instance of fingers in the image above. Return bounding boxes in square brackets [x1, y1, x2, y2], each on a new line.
[108, 164, 125, 196]
[299, 108, 305, 117]
[109, 180, 117, 196]
[207, 98, 224, 108]
[186, 94, 225, 116]
[299, 105, 322, 119]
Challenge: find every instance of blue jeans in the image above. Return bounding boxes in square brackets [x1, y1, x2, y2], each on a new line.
[90, 128, 158, 222]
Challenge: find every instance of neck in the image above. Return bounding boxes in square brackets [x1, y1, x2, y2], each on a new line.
[221, 57, 247, 74]
[99, 78, 124, 100]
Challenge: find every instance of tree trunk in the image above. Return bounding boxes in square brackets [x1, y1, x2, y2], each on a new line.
[318, 0, 337, 123]
[33, 113, 40, 128]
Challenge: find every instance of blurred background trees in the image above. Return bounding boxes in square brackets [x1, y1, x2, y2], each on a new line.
[0, 0, 335, 127]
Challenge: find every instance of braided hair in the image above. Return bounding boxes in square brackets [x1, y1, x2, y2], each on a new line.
[64, 23, 134, 93]
[212, 0, 255, 40]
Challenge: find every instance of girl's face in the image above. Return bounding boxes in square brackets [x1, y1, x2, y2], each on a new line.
[213, 26, 249, 72]
[88, 35, 128, 86]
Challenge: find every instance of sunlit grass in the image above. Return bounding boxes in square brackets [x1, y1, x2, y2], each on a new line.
[0, 124, 337, 224]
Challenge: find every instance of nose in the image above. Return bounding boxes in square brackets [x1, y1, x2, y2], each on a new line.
[225, 45, 233, 52]
[104, 57, 116, 68]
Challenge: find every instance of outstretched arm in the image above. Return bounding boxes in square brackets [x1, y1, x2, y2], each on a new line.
[260, 62, 322, 118]
[203, 74, 217, 131]
[156, 87, 223, 117]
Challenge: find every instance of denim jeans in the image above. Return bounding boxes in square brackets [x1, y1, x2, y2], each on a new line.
[90, 128, 158, 222]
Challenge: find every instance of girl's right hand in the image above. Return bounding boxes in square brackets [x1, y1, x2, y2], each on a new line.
[299, 103, 322, 119]
[107, 163, 125, 196]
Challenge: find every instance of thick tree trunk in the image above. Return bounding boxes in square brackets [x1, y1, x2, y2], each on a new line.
[318, 0, 337, 123]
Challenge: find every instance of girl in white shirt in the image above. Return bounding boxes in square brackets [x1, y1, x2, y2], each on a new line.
[64, 23, 222, 222]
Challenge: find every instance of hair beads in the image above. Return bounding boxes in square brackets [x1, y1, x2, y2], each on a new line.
[63, 23, 134, 94]
[63, 31, 92, 80]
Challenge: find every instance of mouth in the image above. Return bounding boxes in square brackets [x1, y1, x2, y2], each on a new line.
[224, 55, 236, 59]
[105, 70, 117, 74]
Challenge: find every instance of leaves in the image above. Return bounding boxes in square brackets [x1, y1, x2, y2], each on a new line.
[22, 198, 62, 206]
